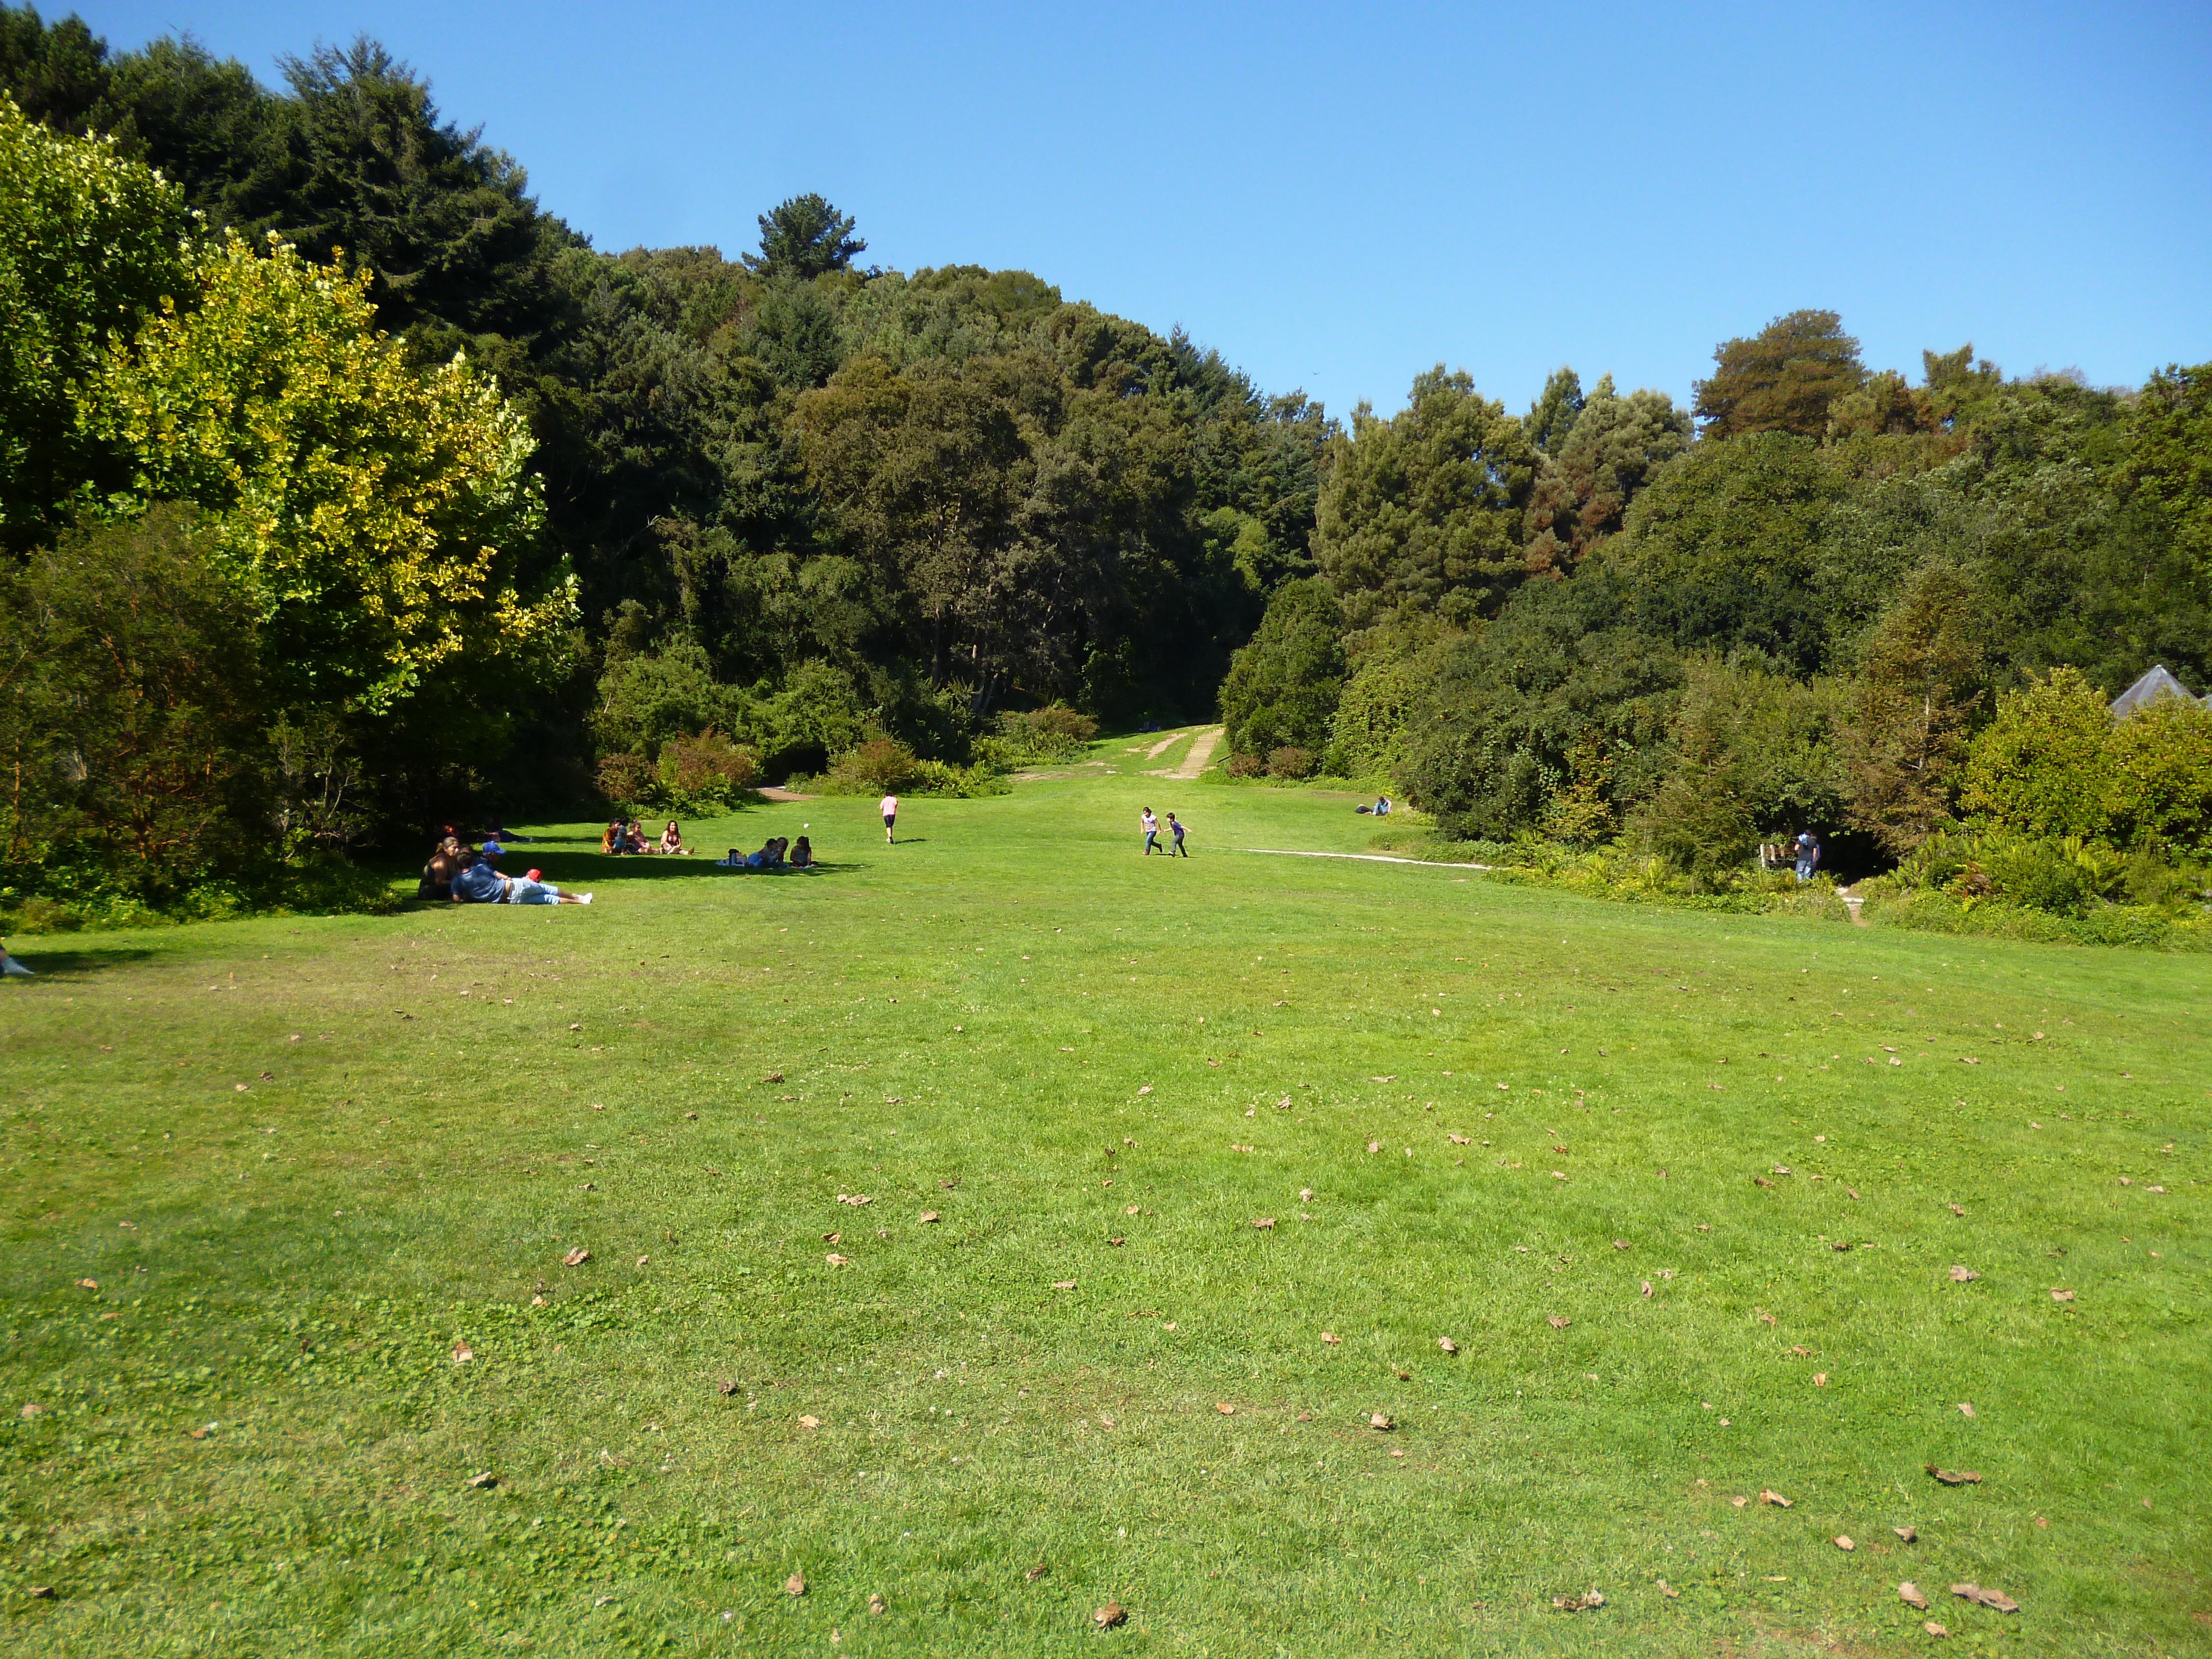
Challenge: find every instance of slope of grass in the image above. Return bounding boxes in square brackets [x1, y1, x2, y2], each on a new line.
[4, 731, 2207, 1655]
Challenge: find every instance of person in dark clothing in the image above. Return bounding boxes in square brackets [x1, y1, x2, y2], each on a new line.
[789, 836, 814, 868]
[449, 847, 592, 905]
[417, 835, 461, 900]
[1794, 831, 1821, 883]
[1166, 812, 1189, 856]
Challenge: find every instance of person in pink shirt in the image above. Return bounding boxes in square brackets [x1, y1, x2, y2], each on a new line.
[879, 794, 899, 843]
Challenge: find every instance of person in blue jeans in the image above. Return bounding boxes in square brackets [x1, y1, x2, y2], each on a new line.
[450, 849, 593, 905]
[1166, 812, 1189, 856]
[1141, 807, 1160, 855]
[1794, 831, 1821, 883]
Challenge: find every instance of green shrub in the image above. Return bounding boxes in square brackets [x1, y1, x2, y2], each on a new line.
[1225, 753, 1267, 780]
[658, 729, 758, 798]
[1960, 668, 2114, 839]
[1268, 745, 1317, 779]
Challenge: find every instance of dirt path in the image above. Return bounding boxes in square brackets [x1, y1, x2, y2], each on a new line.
[1245, 847, 1495, 870]
[1161, 725, 1224, 780]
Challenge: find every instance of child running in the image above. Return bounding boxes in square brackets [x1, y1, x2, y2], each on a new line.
[1166, 811, 1189, 856]
[1140, 806, 1160, 855]
[880, 794, 899, 844]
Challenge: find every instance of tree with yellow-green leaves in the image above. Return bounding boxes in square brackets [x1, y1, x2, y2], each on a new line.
[91, 230, 576, 713]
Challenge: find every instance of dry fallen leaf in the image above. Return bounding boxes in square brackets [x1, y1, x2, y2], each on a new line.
[798, 1414, 820, 1430]
[1438, 1335, 1458, 1354]
[1367, 1140, 1382, 1155]
[1547, 1315, 1571, 1330]
[1448, 1133, 1470, 1145]
[1136, 1084, 1153, 1097]
[1834, 1535, 1855, 1551]
[1951, 1583, 2020, 1613]
[2050, 1288, 2074, 1303]
[1641, 1281, 1653, 1298]
[763, 1072, 785, 1084]
[1551, 1589, 1605, 1612]
[1948, 1265, 1979, 1283]
[76, 1279, 97, 1291]
[1757, 1309, 1778, 1326]
[1093, 1599, 1126, 1628]
[1251, 1217, 1276, 1230]
[452, 1340, 474, 1366]
[1369, 1412, 1394, 1431]
[1899, 1582, 1930, 1609]
[823, 1231, 841, 1245]
[18, 1403, 40, 1419]
[868, 1592, 886, 1615]
[1759, 1490, 1793, 1508]
[1052, 1280, 1076, 1290]
[824, 1253, 848, 1266]
[717, 1379, 741, 1397]
[1025, 1563, 1048, 1582]
[1612, 1239, 1630, 1250]
[1107, 1236, 1124, 1247]
[1730, 1495, 1748, 1508]
[1657, 1579, 1679, 1599]
[1895, 1525, 1918, 1543]
[919, 1211, 940, 1224]
[1813, 1372, 1828, 1387]
[1791, 1344, 1813, 1357]
[466, 1470, 497, 1490]
[785, 1572, 805, 1597]
[1216, 1402, 1236, 1415]
[1298, 1187, 1314, 1202]
[1925, 1464, 1982, 1485]
[1321, 1330, 1341, 1345]
[1957, 1401, 1975, 1418]
[1924, 1621, 1948, 1637]
[563, 1247, 590, 1267]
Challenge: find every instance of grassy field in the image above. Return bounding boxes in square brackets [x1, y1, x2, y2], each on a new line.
[4, 726, 2208, 1656]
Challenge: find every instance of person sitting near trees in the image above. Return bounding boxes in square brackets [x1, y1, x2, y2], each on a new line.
[449, 847, 593, 905]
[659, 819, 689, 855]
[417, 835, 462, 900]
[789, 836, 814, 868]
[600, 820, 626, 855]
[626, 818, 656, 854]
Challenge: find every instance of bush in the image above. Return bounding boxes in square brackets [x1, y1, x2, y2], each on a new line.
[658, 729, 759, 798]
[1225, 753, 1268, 780]
[823, 737, 923, 796]
[800, 738, 1007, 799]
[1960, 668, 2114, 839]
[594, 751, 656, 808]
[986, 704, 1100, 766]
[1268, 745, 1318, 779]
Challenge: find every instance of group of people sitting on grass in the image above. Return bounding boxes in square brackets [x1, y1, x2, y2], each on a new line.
[601, 817, 690, 855]
[716, 834, 813, 871]
[417, 826, 592, 906]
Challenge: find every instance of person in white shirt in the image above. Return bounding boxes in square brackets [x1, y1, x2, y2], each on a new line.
[880, 794, 899, 844]
[1140, 806, 1159, 855]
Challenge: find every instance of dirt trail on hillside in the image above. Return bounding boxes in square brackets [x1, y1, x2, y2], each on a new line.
[1161, 725, 1223, 780]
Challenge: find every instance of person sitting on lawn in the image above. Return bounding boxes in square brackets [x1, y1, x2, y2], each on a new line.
[658, 819, 689, 855]
[600, 819, 626, 855]
[418, 835, 462, 900]
[627, 818, 656, 854]
[449, 847, 592, 905]
[789, 835, 814, 868]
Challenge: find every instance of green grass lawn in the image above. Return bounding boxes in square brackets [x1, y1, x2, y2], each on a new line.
[5, 727, 2208, 1656]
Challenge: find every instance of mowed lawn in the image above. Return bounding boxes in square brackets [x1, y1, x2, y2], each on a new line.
[4, 729, 2208, 1657]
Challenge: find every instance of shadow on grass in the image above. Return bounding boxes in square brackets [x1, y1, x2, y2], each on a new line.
[0, 945, 161, 979]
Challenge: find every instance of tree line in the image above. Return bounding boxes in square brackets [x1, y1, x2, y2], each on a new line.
[1224, 310, 2212, 900]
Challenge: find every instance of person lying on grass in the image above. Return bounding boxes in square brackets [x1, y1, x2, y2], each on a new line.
[449, 848, 593, 905]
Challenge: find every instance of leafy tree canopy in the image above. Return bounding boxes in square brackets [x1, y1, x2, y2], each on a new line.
[1693, 308, 1866, 439]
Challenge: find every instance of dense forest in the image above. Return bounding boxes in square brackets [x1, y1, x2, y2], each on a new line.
[3, 4, 2208, 929]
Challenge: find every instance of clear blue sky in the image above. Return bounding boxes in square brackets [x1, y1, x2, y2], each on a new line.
[68, 0, 2212, 420]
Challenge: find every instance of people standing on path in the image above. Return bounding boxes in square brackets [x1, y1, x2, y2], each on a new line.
[1141, 806, 1160, 855]
[880, 794, 899, 844]
[1794, 830, 1821, 883]
[1166, 812, 1189, 856]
